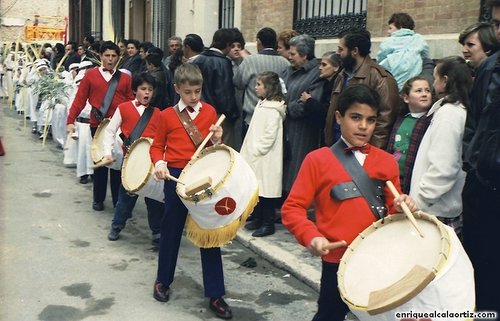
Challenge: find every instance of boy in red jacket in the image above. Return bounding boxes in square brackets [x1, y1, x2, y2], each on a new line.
[281, 84, 417, 321]
[102, 72, 164, 244]
[149, 63, 231, 319]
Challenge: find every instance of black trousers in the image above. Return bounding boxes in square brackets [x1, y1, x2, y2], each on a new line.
[462, 171, 500, 313]
[312, 261, 349, 321]
[157, 168, 225, 298]
[90, 127, 120, 206]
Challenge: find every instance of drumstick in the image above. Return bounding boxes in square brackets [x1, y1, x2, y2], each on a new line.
[63, 134, 73, 151]
[165, 174, 185, 185]
[190, 114, 226, 161]
[322, 240, 347, 251]
[386, 181, 425, 238]
[91, 157, 114, 169]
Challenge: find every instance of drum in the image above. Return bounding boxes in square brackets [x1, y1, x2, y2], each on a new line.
[121, 137, 164, 203]
[338, 211, 475, 321]
[91, 118, 123, 170]
[176, 144, 259, 248]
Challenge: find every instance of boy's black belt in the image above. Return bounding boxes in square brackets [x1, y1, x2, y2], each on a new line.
[76, 117, 90, 123]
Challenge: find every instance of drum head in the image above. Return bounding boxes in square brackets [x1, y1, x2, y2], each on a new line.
[177, 145, 232, 199]
[121, 138, 153, 193]
[338, 212, 450, 311]
[91, 118, 110, 163]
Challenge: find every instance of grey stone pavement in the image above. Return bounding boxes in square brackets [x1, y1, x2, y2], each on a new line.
[0, 98, 322, 292]
[237, 221, 321, 293]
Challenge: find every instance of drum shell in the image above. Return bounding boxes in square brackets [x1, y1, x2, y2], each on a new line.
[176, 145, 259, 248]
[121, 137, 164, 203]
[91, 118, 123, 170]
[338, 212, 475, 321]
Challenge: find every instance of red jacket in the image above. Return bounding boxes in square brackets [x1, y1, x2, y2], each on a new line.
[118, 101, 161, 139]
[67, 68, 134, 128]
[150, 102, 218, 168]
[281, 146, 401, 263]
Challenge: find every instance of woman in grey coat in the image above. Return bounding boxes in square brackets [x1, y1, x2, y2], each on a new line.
[281, 34, 325, 195]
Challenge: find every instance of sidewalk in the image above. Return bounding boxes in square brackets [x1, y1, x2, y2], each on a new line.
[236, 220, 322, 292]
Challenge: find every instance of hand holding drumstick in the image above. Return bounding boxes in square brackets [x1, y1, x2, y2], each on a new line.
[308, 236, 347, 257]
[386, 181, 423, 237]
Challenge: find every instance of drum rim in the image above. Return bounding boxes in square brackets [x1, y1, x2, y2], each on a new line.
[90, 118, 110, 163]
[176, 144, 235, 201]
[337, 211, 452, 312]
[121, 137, 154, 193]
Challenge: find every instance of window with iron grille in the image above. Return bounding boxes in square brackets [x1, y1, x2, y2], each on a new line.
[479, 0, 491, 22]
[219, 0, 235, 28]
[152, 0, 175, 51]
[294, 0, 367, 38]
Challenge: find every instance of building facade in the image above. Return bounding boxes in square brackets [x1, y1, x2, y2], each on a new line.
[1, 0, 487, 59]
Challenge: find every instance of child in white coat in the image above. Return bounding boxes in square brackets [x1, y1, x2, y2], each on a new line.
[240, 71, 286, 237]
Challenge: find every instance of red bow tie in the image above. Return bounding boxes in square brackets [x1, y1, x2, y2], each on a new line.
[103, 68, 114, 74]
[134, 101, 149, 107]
[345, 144, 371, 154]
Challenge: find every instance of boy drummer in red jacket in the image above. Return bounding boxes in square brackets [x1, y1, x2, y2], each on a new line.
[281, 84, 417, 321]
[103, 72, 163, 244]
[149, 63, 231, 319]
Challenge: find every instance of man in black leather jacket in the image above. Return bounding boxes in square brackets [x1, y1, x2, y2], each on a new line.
[193, 28, 240, 148]
[461, 0, 500, 313]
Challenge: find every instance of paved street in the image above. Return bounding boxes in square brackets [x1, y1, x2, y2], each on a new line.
[0, 103, 318, 321]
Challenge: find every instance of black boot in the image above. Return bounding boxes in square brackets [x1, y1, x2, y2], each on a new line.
[245, 219, 263, 231]
[252, 206, 275, 237]
[245, 202, 263, 231]
[252, 224, 275, 237]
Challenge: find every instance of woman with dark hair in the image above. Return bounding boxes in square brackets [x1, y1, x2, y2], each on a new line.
[298, 51, 342, 146]
[122, 39, 142, 76]
[116, 38, 129, 68]
[410, 56, 473, 237]
[51, 43, 65, 70]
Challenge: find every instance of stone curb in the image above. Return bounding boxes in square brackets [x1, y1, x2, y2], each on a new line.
[235, 229, 321, 293]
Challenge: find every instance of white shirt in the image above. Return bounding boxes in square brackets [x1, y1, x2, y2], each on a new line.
[99, 66, 115, 82]
[102, 100, 145, 156]
[177, 99, 202, 120]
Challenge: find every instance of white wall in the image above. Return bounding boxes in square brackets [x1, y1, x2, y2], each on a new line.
[175, 0, 220, 47]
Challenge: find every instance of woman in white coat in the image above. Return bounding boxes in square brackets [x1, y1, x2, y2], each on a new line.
[240, 71, 286, 237]
[410, 56, 472, 237]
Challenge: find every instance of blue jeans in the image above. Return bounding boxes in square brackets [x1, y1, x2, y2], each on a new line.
[111, 184, 164, 237]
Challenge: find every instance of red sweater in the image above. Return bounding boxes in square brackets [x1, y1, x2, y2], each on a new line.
[150, 102, 218, 168]
[67, 68, 134, 128]
[281, 146, 401, 263]
[118, 101, 161, 139]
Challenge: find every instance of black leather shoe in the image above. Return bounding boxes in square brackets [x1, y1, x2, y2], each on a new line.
[209, 297, 232, 319]
[245, 220, 262, 231]
[92, 202, 104, 211]
[107, 227, 121, 241]
[79, 175, 89, 184]
[153, 281, 170, 302]
[252, 225, 275, 237]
